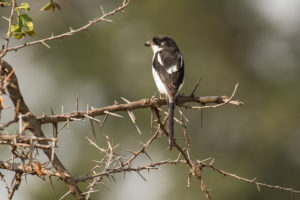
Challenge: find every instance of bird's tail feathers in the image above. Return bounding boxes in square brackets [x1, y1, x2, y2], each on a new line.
[168, 100, 175, 150]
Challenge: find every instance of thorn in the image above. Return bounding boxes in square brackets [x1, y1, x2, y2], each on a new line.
[59, 122, 67, 132]
[100, 5, 105, 15]
[89, 119, 96, 140]
[102, 18, 113, 23]
[143, 150, 152, 162]
[127, 110, 141, 135]
[103, 111, 123, 118]
[2, 16, 9, 21]
[209, 158, 215, 166]
[49, 176, 54, 192]
[84, 114, 101, 123]
[136, 171, 147, 182]
[256, 183, 261, 192]
[120, 97, 131, 104]
[67, 118, 70, 134]
[41, 41, 51, 48]
[51, 142, 55, 161]
[76, 96, 79, 113]
[190, 78, 201, 97]
[150, 109, 154, 130]
[98, 114, 108, 130]
[110, 175, 116, 183]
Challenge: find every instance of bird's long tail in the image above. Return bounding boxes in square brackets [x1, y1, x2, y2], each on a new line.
[168, 100, 175, 150]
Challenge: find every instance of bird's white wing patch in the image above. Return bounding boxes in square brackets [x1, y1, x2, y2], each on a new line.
[157, 53, 163, 65]
[167, 65, 178, 74]
[180, 54, 183, 66]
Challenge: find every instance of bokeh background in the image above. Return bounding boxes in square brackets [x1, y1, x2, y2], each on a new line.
[1, 0, 300, 199]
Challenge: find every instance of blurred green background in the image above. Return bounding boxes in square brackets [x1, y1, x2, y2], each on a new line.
[1, 0, 300, 199]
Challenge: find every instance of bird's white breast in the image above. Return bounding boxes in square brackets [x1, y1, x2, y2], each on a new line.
[152, 67, 168, 95]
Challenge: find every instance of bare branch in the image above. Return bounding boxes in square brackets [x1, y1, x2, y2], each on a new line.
[8, 172, 22, 200]
[0, 161, 61, 178]
[0, 134, 56, 149]
[35, 91, 242, 125]
[5, 0, 131, 53]
[0, 0, 16, 58]
[199, 160, 300, 194]
[1, 59, 85, 199]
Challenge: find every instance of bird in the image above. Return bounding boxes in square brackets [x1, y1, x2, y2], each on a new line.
[145, 35, 184, 150]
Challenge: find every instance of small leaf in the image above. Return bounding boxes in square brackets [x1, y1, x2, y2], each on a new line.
[20, 14, 33, 22]
[18, 15, 25, 28]
[18, 2, 30, 12]
[10, 24, 20, 32]
[25, 21, 34, 31]
[40, 1, 61, 12]
[14, 32, 25, 40]
[25, 30, 35, 37]
[40, 2, 52, 11]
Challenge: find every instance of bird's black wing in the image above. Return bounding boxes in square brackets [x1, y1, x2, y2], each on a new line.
[153, 51, 184, 98]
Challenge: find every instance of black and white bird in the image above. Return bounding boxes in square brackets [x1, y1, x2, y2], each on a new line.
[145, 35, 184, 150]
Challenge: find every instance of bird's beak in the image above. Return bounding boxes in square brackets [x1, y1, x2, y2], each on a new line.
[144, 40, 151, 47]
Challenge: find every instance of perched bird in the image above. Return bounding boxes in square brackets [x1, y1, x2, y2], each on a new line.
[145, 35, 184, 150]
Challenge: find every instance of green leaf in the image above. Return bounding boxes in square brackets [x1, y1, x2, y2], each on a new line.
[20, 14, 33, 22]
[25, 30, 35, 37]
[10, 24, 20, 33]
[14, 32, 25, 40]
[18, 15, 25, 29]
[18, 2, 30, 12]
[19, 14, 34, 32]
[25, 21, 34, 31]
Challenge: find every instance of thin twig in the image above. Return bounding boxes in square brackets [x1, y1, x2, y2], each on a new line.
[0, 0, 16, 58]
[5, 0, 131, 53]
[190, 78, 201, 96]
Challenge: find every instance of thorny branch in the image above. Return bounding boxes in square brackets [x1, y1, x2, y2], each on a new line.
[1, 57, 300, 199]
[0, 0, 130, 198]
[3, 0, 131, 53]
[0, 0, 16, 58]
[33, 91, 242, 125]
[1, 59, 85, 199]
[0, 134, 57, 149]
[1, 1, 300, 200]
[73, 109, 300, 200]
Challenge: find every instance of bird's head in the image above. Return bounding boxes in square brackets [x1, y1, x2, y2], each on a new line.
[145, 35, 178, 54]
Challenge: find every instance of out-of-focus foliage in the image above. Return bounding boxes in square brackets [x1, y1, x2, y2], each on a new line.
[40, 0, 60, 12]
[0, 0, 300, 199]
[0, 0, 9, 7]
[9, 2, 35, 39]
